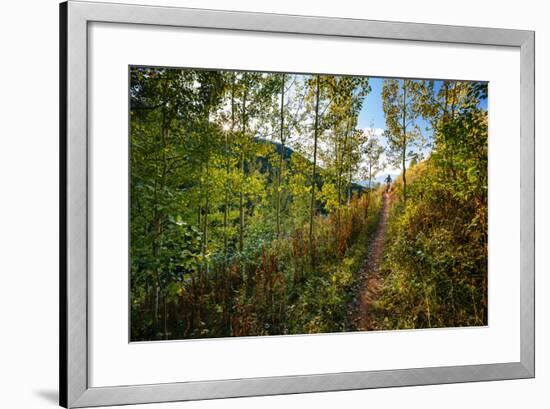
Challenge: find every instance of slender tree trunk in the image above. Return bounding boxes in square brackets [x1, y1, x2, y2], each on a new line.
[335, 127, 341, 240]
[222, 77, 236, 330]
[365, 162, 372, 219]
[224, 76, 235, 261]
[276, 73, 285, 238]
[348, 153, 353, 204]
[449, 83, 457, 179]
[193, 109, 206, 318]
[203, 160, 210, 274]
[309, 75, 320, 266]
[340, 122, 349, 205]
[239, 86, 248, 262]
[163, 293, 168, 339]
[201, 108, 211, 279]
[151, 183, 160, 339]
[153, 284, 160, 338]
[402, 82, 407, 202]
[347, 122, 353, 205]
[336, 132, 341, 206]
[369, 163, 373, 192]
[153, 103, 169, 339]
[197, 196, 201, 228]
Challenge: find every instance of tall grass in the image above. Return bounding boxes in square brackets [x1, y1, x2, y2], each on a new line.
[373, 159, 487, 329]
[131, 193, 382, 340]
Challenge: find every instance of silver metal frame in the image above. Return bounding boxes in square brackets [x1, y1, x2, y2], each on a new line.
[60, 1, 535, 407]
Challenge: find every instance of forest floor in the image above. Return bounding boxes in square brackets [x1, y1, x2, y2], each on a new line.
[354, 190, 392, 331]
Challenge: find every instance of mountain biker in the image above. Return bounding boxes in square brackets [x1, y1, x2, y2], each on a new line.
[385, 174, 392, 192]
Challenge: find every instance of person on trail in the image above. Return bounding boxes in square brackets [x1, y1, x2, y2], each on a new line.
[385, 174, 392, 192]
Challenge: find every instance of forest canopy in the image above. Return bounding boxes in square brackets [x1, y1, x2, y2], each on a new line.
[129, 66, 488, 341]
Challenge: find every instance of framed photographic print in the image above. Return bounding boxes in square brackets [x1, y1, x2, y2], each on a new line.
[60, 1, 535, 407]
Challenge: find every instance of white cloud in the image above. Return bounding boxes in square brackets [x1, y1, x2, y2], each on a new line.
[362, 127, 384, 138]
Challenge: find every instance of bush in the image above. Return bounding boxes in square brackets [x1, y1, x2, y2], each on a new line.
[374, 159, 487, 329]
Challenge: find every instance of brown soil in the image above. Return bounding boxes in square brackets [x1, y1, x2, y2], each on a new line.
[355, 191, 392, 331]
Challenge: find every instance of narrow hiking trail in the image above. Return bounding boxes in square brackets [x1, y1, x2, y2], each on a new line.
[355, 190, 392, 331]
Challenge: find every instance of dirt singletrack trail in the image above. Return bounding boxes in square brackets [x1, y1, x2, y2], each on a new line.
[355, 190, 392, 331]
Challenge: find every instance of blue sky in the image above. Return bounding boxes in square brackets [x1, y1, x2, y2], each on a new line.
[356, 77, 488, 180]
[357, 78, 387, 131]
[356, 78, 433, 178]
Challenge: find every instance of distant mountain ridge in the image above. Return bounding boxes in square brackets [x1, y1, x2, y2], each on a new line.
[255, 138, 365, 195]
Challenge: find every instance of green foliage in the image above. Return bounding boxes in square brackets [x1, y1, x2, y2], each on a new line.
[129, 67, 381, 340]
[129, 66, 488, 340]
[382, 80, 425, 168]
[374, 81, 488, 329]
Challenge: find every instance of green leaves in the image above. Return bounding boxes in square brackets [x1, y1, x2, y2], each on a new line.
[129, 67, 487, 340]
[377, 135, 487, 329]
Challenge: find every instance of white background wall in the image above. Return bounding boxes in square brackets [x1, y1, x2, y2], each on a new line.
[0, 0, 547, 408]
